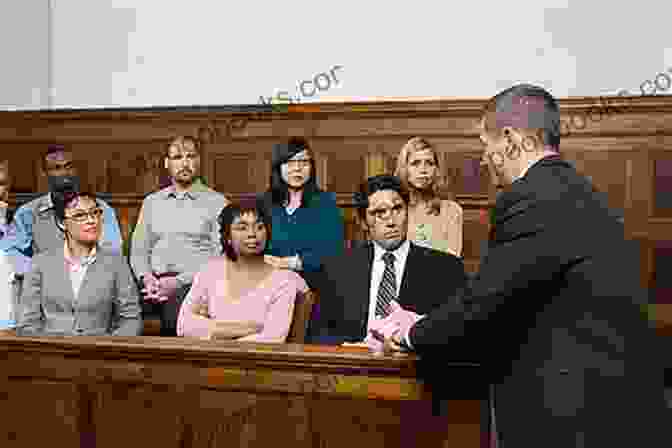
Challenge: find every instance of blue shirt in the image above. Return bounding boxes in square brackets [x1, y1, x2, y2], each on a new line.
[0, 193, 122, 268]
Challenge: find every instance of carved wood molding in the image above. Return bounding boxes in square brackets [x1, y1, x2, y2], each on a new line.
[2, 95, 672, 142]
[2, 94, 670, 119]
[0, 336, 481, 376]
[8, 192, 496, 210]
[194, 118, 250, 144]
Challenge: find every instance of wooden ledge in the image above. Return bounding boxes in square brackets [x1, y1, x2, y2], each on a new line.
[0, 334, 479, 376]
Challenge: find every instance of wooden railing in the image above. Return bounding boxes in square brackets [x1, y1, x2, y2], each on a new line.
[0, 334, 487, 447]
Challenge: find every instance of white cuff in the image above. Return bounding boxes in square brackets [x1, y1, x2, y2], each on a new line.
[290, 255, 303, 271]
[402, 325, 414, 350]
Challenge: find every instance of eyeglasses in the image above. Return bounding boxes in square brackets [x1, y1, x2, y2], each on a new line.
[284, 159, 312, 169]
[167, 152, 199, 161]
[368, 204, 405, 220]
[65, 208, 104, 223]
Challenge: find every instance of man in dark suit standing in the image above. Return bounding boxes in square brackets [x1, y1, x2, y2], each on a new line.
[376, 84, 667, 447]
[309, 174, 467, 345]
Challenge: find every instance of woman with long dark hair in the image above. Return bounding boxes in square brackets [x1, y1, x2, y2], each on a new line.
[259, 137, 344, 290]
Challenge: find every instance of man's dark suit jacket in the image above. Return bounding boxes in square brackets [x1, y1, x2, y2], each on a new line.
[309, 241, 467, 344]
[409, 155, 668, 447]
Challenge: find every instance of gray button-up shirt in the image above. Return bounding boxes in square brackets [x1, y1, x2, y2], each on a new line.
[130, 184, 229, 286]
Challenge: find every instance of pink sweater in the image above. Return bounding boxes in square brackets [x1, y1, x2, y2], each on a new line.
[177, 257, 308, 342]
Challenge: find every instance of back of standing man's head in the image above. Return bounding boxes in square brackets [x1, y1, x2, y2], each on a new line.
[482, 84, 561, 151]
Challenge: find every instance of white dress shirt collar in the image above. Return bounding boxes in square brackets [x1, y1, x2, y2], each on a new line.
[372, 238, 411, 264]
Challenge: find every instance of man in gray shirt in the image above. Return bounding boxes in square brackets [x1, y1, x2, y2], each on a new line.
[130, 136, 229, 336]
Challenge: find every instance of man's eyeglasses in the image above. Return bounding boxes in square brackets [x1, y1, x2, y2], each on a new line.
[65, 208, 104, 223]
[368, 204, 405, 220]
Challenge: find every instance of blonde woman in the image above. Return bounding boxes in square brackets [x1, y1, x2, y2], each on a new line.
[394, 137, 463, 256]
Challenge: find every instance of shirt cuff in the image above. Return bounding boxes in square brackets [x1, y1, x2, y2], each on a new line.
[290, 255, 303, 271]
[402, 325, 414, 350]
[175, 273, 192, 288]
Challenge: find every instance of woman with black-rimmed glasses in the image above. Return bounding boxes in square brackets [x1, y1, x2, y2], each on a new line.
[17, 191, 141, 336]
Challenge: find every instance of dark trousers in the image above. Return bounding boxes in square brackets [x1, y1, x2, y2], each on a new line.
[141, 281, 191, 337]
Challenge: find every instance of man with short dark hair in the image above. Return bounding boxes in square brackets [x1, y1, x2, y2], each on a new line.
[0, 146, 122, 266]
[378, 84, 667, 447]
[130, 136, 229, 336]
[309, 174, 467, 344]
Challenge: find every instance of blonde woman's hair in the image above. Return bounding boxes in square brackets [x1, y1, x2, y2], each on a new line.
[394, 137, 442, 215]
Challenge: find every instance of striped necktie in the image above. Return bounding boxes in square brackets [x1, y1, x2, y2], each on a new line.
[375, 251, 397, 318]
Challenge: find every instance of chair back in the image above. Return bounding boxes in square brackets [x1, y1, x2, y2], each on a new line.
[287, 290, 316, 343]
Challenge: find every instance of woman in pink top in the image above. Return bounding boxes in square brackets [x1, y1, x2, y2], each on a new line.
[177, 197, 308, 342]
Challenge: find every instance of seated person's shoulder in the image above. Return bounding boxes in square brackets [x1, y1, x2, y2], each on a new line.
[278, 269, 309, 291]
[142, 189, 164, 203]
[216, 191, 231, 206]
[314, 191, 338, 207]
[412, 242, 463, 265]
[321, 246, 357, 269]
[197, 185, 228, 201]
[200, 255, 228, 275]
[441, 199, 463, 217]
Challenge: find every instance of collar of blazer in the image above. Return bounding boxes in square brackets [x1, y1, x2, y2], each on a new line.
[63, 241, 98, 272]
[492, 155, 567, 222]
[489, 155, 570, 244]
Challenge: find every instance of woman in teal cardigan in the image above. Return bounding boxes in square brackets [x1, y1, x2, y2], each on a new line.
[260, 137, 344, 291]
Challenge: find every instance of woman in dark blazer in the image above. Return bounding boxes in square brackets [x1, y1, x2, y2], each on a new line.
[18, 191, 141, 336]
[260, 137, 344, 291]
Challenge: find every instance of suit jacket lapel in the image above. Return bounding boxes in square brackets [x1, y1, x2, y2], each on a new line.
[398, 243, 415, 307]
[351, 243, 374, 332]
[53, 255, 76, 313]
[76, 254, 104, 306]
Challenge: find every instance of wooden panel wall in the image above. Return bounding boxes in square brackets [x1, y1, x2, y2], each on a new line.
[1, 97, 672, 292]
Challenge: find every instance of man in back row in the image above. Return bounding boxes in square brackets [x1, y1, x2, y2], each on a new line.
[130, 136, 230, 336]
[0, 145, 123, 268]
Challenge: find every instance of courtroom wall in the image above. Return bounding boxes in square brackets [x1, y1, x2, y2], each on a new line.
[4, 3, 672, 110]
[0, 1, 50, 109]
[3, 95, 672, 283]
